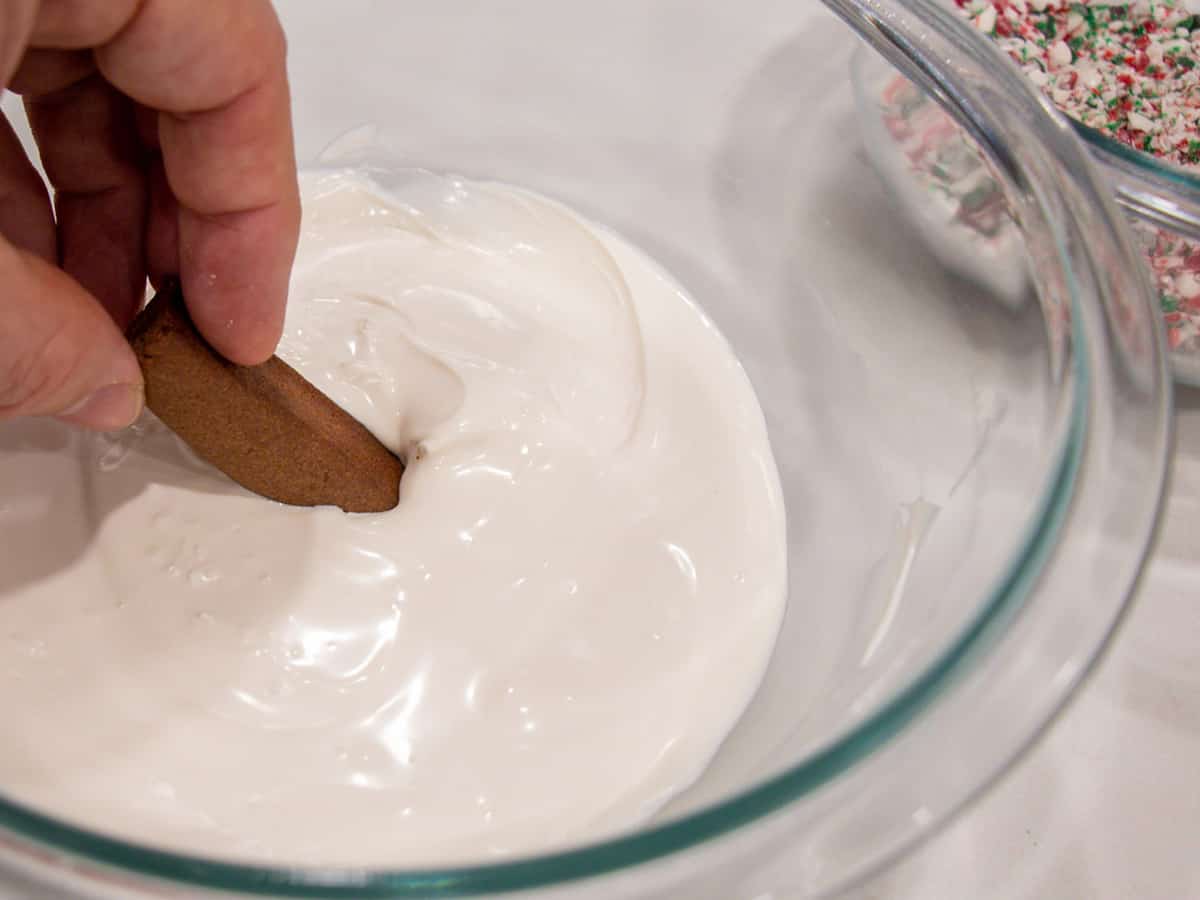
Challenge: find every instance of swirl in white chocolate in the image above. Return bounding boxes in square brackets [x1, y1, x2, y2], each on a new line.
[0, 170, 786, 866]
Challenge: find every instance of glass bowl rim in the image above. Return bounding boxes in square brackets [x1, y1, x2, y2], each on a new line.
[1072, 116, 1200, 195]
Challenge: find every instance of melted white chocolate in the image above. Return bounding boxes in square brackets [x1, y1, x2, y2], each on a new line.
[0, 171, 786, 866]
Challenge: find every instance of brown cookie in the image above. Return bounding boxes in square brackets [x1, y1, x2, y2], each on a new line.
[127, 282, 404, 513]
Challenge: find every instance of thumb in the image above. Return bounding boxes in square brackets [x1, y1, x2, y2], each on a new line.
[0, 240, 144, 431]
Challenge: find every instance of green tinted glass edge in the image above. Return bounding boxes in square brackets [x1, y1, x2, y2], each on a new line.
[1071, 117, 1200, 193]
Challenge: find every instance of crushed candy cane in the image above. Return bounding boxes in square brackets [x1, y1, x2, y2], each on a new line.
[877, 72, 1154, 353]
[1139, 221, 1200, 350]
[879, 77, 1012, 242]
[897, 0, 1200, 355]
[953, 0, 1200, 165]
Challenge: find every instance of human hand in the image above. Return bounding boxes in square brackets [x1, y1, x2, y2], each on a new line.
[0, 0, 300, 430]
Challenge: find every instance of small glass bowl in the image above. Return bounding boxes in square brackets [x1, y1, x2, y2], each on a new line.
[854, 34, 1200, 384]
[1071, 117, 1200, 383]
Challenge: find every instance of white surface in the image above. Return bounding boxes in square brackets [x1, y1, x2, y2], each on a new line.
[853, 385, 1200, 900]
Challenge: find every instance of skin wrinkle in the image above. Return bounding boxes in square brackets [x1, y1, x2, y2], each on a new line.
[0, 0, 38, 83]
[8, 47, 94, 95]
[158, 79, 291, 214]
[23, 68, 149, 325]
[0, 309, 74, 411]
[96, 0, 280, 113]
[25, 73, 146, 186]
[30, 0, 145, 49]
[0, 247, 121, 417]
[0, 113, 54, 260]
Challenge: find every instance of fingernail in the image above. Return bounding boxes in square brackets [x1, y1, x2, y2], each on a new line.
[56, 383, 145, 432]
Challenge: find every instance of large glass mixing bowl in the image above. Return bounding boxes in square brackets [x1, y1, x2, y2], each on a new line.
[0, 0, 1171, 897]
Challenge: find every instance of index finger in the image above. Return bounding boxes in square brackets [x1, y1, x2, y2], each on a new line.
[35, 0, 300, 365]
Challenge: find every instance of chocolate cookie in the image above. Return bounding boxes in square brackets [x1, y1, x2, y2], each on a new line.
[127, 282, 403, 513]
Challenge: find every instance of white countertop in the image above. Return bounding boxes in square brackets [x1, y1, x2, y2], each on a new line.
[855, 386, 1200, 900]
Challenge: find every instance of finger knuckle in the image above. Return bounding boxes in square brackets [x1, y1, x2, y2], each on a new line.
[69, 0, 141, 45]
[0, 2, 38, 77]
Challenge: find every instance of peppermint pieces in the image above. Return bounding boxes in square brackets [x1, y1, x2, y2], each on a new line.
[945, 0, 1200, 356]
[955, 0, 1200, 166]
[878, 77, 1011, 242]
[1139, 222, 1200, 351]
[875, 69, 1184, 352]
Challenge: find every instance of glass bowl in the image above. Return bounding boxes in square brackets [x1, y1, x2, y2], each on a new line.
[1074, 117, 1200, 383]
[0, 0, 1170, 897]
[942, 0, 1200, 384]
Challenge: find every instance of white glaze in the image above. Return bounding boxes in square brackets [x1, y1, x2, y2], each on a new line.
[0, 171, 786, 866]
